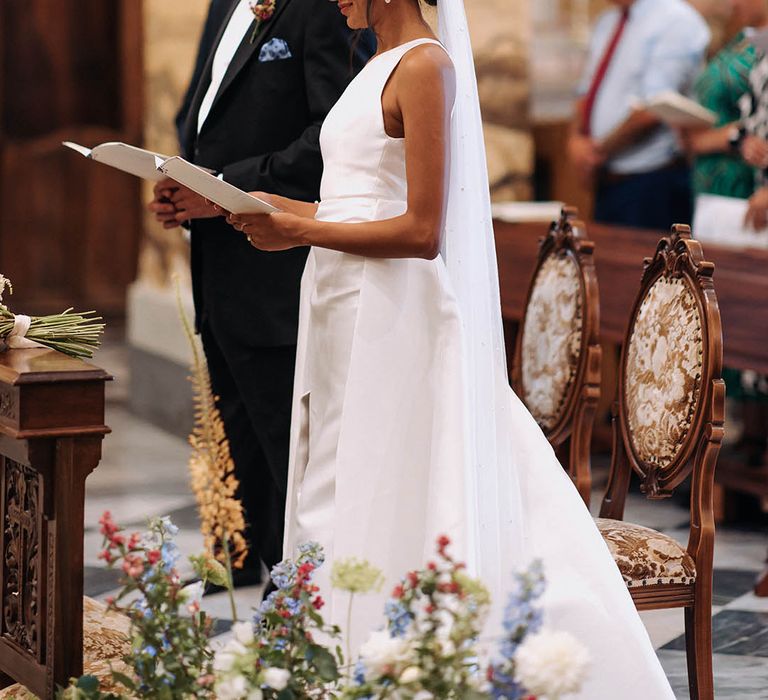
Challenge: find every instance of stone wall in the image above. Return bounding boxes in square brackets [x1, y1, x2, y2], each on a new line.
[139, 0, 210, 288]
[465, 0, 533, 201]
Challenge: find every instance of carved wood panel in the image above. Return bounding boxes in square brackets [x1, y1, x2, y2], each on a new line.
[1, 456, 43, 662]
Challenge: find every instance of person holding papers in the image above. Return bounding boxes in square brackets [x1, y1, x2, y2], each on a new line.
[148, 0, 373, 590]
[680, 7, 763, 202]
[567, 0, 710, 230]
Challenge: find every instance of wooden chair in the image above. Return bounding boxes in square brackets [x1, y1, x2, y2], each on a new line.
[512, 207, 601, 505]
[597, 225, 725, 700]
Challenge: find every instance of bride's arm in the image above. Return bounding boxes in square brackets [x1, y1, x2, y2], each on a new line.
[228, 45, 456, 259]
[215, 193, 319, 218]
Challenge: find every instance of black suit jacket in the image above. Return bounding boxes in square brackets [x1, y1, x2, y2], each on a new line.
[178, 0, 373, 346]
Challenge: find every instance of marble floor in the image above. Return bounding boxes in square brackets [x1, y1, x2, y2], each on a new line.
[85, 341, 768, 699]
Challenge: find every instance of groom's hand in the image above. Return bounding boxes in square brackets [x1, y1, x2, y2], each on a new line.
[148, 177, 182, 230]
[170, 184, 221, 222]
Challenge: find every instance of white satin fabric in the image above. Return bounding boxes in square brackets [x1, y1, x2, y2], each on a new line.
[283, 38, 674, 698]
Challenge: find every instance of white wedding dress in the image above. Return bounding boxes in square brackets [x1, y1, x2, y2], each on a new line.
[283, 38, 675, 698]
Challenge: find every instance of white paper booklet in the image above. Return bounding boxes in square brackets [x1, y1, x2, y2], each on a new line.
[644, 91, 716, 128]
[693, 194, 768, 249]
[63, 141, 170, 181]
[492, 201, 564, 224]
[156, 156, 279, 214]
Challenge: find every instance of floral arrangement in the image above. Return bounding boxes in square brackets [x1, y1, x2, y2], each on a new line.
[215, 542, 342, 699]
[177, 278, 248, 622]
[61, 520, 589, 700]
[0, 274, 104, 359]
[249, 0, 277, 43]
[345, 535, 490, 699]
[488, 561, 590, 700]
[61, 513, 229, 699]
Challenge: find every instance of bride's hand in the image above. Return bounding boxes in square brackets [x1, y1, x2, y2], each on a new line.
[226, 211, 305, 251]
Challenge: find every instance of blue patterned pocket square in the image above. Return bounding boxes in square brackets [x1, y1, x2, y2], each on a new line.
[259, 38, 292, 62]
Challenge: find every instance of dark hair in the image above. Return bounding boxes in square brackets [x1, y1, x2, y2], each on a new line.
[424, 0, 437, 5]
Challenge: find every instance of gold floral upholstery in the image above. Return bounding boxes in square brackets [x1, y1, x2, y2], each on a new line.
[0, 597, 131, 699]
[521, 254, 583, 431]
[596, 518, 696, 588]
[624, 276, 703, 469]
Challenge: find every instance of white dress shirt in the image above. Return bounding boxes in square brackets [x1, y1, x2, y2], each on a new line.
[197, 0, 255, 134]
[578, 0, 710, 174]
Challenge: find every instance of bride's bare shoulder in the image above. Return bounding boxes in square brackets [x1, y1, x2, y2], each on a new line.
[398, 42, 455, 85]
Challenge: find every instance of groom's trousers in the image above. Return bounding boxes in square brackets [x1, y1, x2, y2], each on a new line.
[199, 320, 297, 575]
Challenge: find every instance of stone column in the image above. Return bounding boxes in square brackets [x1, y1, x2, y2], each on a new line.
[128, 1, 210, 437]
[465, 0, 533, 201]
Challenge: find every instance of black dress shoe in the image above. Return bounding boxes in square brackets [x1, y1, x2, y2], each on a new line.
[202, 567, 264, 596]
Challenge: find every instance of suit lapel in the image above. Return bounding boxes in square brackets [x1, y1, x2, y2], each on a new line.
[182, 0, 240, 152]
[207, 0, 295, 119]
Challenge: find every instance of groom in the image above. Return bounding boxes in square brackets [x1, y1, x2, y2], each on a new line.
[149, 0, 373, 586]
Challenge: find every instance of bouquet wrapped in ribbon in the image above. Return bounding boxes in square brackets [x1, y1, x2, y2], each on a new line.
[0, 274, 104, 359]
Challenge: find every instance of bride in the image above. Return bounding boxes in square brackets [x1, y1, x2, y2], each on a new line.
[226, 0, 675, 696]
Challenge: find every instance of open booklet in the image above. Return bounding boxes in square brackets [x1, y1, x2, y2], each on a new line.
[641, 91, 716, 128]
[693, 194, 768, 249]
[155, 156, 279, 215]
[63, 141, 171, 181]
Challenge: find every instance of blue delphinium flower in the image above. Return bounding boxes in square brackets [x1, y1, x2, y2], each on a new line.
[254, 589, 281, 624]
[285, 596, 303, 616]
[270, 559, 298, 590]
[354, 660, 367, 685]
[158, 515, 179, 537]
[298, 541, 325, 568]
[384, 600, 411, 638]
[488, 560, 547, 700]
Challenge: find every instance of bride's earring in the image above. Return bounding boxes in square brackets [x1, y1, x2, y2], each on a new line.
[384, 0, 392, 4]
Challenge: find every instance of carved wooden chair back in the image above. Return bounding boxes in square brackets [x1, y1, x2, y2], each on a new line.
[513, 207, 601, 505]
[598, 224, 725, 700]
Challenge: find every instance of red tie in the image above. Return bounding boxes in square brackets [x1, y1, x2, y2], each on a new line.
[582, 9, 630, 136]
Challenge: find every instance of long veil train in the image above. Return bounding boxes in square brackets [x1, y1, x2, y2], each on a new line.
[436, 2, 675, 696]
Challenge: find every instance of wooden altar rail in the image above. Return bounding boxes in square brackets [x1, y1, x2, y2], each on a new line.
[0, 349, 109, 699]
[495, 219, 768, 376]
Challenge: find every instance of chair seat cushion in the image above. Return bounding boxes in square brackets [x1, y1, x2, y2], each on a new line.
[596, 518, 696, 588]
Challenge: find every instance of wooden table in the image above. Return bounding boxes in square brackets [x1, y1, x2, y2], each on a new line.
[0, 349, 109, 699]
[494, 219, 768, 375]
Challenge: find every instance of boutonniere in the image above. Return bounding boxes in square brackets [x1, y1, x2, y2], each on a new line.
[249, 0, 277, 43]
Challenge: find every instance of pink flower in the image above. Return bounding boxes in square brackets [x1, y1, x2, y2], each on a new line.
[147, 549, 162, 565]
[250, 0, 276, 22]
[99, 511, 119, 538]
[122, 555, 144, 579]
[98, 549, 114, 564]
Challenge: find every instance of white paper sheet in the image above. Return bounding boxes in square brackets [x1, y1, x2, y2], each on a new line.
[63, 141, 170, 181]
[156, 156, 280, 215]
[491, 201, 563, 223]
[693, 194, 768, 249]
[644, 91, 716, 128]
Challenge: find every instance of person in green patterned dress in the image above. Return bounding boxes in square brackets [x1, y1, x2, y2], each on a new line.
[681, 28, 759, 199]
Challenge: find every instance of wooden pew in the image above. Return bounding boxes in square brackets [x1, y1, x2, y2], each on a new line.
[494, 218, 768, 593]
[0, 349, 109, 699]
[494, 219, 768, 374]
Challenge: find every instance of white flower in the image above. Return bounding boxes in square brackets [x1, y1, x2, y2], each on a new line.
[359, 630, 413, 679]
[213, 640, 247, 672]
[179, 580, 204, 606]
[399, 666, 421, 684]
[232, 620, 254, 645]
[215, 674, 248, 700]
[515, 629, 590, 699]
[246, 691, 263, 700]
[263, 667, 291, 690]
